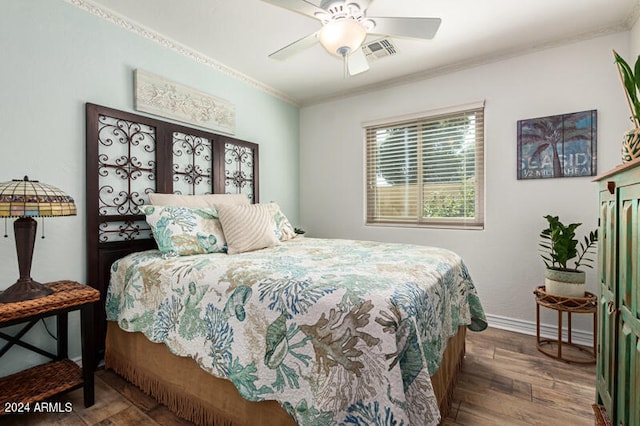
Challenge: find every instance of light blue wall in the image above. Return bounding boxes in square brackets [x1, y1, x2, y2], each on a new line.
[0, 0, 299, 376]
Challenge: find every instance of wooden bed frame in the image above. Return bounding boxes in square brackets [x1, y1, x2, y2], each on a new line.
[85, 103, 465, 425]
[85, 103, 259, 356]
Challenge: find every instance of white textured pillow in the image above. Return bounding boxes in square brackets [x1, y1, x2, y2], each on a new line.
[147, 193, 249, 208]
[217, 204, 280, 254]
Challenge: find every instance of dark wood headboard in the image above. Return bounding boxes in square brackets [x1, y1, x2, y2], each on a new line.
[85, 103, 259, 357]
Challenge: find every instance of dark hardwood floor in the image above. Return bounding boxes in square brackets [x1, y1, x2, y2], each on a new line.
[443, 327, 596, 425]
[3, 327, 596, 425]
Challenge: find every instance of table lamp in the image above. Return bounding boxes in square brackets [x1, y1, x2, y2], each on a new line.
[0, 176, 76, 303]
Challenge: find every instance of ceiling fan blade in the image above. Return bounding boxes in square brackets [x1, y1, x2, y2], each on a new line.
[348, 48, 369, 76]
[269, 32, 319, 60]
[368, 17, 441, 40]
[260, 0, 325, 18]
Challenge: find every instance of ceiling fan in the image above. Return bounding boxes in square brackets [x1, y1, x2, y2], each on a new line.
[262, 0, 441, 76]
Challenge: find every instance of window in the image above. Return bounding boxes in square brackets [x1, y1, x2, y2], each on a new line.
[365, 102, 484, 229]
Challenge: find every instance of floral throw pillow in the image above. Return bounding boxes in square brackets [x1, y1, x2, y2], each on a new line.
[140, 205, 227, 256]
[267, 203, 296, 241]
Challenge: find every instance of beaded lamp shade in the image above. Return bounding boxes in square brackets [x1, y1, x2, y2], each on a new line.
[0, 176, 77, 303]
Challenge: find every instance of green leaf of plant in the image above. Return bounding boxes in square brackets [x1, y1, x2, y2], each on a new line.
[615, 51, 638, 100]
[635, 53, 640, 92]
[614, 50, 640, 122]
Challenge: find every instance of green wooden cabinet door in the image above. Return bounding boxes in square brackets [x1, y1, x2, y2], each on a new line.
[617, 184, 640, 425]
[597, 186, 617, 417]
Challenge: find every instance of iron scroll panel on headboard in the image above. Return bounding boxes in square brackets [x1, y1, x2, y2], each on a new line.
[85, 103, 259, 357]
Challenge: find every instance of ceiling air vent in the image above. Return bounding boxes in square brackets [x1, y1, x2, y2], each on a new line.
[362, 38, 397, 61]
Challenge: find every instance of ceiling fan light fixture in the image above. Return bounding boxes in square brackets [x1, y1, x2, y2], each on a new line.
[319, 18, 366, 57]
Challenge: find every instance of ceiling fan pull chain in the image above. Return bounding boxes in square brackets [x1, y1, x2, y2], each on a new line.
[343, 54, 348, 78]
[337, 46, 350, 78]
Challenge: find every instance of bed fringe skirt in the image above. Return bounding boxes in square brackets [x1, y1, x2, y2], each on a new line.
[104, 322, 466, 425]
[106, 347, 233, 426]
[436, 340, 465, 421]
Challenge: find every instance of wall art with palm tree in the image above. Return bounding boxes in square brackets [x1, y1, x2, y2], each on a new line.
[517, 110, 597, 179]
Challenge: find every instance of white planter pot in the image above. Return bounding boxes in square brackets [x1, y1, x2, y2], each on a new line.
[544, 268, 586, 298]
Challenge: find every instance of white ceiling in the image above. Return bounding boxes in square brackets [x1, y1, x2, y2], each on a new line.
[79, 0, 639, 105]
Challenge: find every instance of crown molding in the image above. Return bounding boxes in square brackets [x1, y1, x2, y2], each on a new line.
[65, 0, 638, 109]
[64, 0, 299, 106]
[625, 0, 640, 28]
[303, 24, 630, 106]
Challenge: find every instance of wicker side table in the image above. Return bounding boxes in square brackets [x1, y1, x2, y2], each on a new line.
[0, 280, 99, 415]
[534, 285, 597, 364]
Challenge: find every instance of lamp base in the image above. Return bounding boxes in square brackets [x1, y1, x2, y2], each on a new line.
[0, 279, 53, 303]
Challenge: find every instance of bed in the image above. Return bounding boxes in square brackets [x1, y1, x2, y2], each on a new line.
[85, 103, 487, 425]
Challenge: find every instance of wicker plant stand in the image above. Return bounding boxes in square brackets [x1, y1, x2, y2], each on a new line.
[534, 285, 597, 364]
[0, 280, 99, 414]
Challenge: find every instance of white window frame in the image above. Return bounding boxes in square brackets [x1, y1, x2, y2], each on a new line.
[363, 101, 485, 229]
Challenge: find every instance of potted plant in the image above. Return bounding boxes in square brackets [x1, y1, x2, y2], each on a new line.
[613, 50, 640, 162]
[539, 215, 597, 297]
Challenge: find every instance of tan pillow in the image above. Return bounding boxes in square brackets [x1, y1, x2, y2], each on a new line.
[217, 204, 280, 254]
[147, 193, 250, 207]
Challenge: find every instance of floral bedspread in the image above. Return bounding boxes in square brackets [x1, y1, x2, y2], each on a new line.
[106, 237, 486, 425]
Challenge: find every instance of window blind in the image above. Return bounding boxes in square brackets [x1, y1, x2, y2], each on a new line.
[365, 104, 484, 228]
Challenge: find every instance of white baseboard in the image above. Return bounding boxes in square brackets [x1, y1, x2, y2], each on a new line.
[485, 313, 595, 347]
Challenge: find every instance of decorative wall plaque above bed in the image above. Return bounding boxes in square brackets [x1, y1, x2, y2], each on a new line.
[85, 103, 258, 355]
[134, 69, 236, 134]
